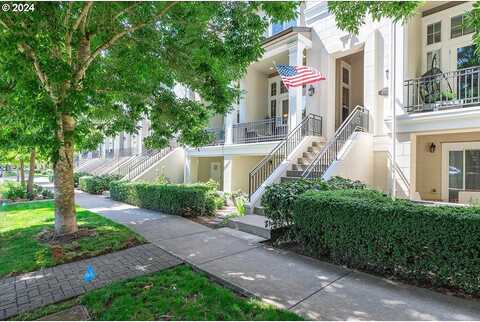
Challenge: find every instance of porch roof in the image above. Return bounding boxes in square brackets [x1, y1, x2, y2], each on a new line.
[262, 27, 312, 46]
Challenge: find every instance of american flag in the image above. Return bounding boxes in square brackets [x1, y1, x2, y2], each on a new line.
[275, 64, 326, 89]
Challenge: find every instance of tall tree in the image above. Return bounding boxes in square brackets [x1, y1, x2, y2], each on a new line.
[0, 2, 298, 235]
[327, 1, 421, 35]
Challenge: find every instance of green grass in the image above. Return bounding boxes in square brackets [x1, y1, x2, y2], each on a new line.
[13, 266, 303, 321]
[0, 201, 145, 278]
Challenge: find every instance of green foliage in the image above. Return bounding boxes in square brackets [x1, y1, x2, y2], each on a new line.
[74, 171, 90, 187]
[466, 1, 480, 57]
[109, 180, 223, 217]
[262, 177, 366, 231]
[293, 189, 480, 295]
[78, 174, 122, 195]
[0, 181, 27, 200]
[14, 266, 302, 321]
[0, 2, 299, 157]
[0, 201, 144, 278]
[328, 1, 421, 35]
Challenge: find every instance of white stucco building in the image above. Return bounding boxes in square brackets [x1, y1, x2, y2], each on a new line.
[78, 1, 480, 207]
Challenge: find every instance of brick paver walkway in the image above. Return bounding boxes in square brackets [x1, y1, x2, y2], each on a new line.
[0, 244, 182, 320]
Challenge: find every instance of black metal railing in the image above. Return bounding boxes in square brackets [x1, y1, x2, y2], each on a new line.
[124, 145, 176, 181]
[404, 66, 480, 113]
[205, 128, 225, 146]
[115, 150, 156, 178]
[105, 149, 115, 159]
[302, 106, 369, 179]
[248, 114, 322, 200]
[233, 117, 288, 144]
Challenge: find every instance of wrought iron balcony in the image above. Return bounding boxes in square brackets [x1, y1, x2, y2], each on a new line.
[232, 117, 287, 144]
[205, 128, 225, 146]
[404, 66, 480, 113]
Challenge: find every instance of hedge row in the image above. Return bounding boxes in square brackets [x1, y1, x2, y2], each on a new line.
[262, 176, 366, 230]
[74, 171, 90, 187]
[109, 180, 224, 217]
[293, 189, 480, 295]
[79, 174, 122, 195]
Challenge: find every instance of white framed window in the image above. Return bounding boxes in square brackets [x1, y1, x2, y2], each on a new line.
[451, 14, 474, 39]
[427, 21, 441, 45]
[442, 142, 480, 202]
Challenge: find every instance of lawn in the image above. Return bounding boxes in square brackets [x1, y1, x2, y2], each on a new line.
[13, 266, 303, 321]
[0, 201, 145, 278]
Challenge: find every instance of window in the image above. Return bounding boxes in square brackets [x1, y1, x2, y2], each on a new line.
[427, 21, 441, 45]
[451, 14, 474, 39]
[271, 19, 296, 36]
[280, 81, 288, 94]
[281, 99, 289, 124]
[270, 100, 276, 118]
[270, 82, 277, 96]
[456, 44, 480, 69]
[426, 50, 441, 70]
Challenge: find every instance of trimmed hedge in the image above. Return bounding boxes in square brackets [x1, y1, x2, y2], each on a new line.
[293, 189, 480, 295]
[262, 176, 366, 230]
[109, 180, 223, 217]
[74, 171, 90, 187]
[79, 174, 122, 195]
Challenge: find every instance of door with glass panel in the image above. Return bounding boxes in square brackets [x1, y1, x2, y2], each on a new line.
[443, 142, 480, 202]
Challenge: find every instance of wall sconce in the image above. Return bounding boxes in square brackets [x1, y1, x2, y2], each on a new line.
[308, 85, 315, 96]
[428, 142, 436, 153]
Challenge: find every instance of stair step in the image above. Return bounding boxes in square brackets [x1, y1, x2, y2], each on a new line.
[303, 151, 315, 159]
[281, 176, 300, 183]
[286, 170, 303, 177]
[297, 158, 311, 165]
[291, 164, 308, 171]
[254, 206, 265, 216]
[218, 227, 267, 244]
[227, 214, 271, 239]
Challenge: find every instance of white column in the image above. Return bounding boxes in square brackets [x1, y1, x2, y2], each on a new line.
[288, 41, 305, 131]
[184, 155, 199, 184]
[239, 79, 247, 123]
[224, 111, 234, 145]
[223, 156, 233, 193]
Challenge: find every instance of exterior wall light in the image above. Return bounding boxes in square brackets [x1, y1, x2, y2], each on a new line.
[428, 142, 436, 153]
[308, 85, 315, 96]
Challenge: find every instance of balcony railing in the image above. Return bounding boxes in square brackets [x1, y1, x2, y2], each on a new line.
[404, 66, 480, 113]
[233, 117, 287, 144]
[205, 128, 225, 146]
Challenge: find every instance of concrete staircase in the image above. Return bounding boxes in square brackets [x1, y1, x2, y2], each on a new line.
[281, 140, 323, 183]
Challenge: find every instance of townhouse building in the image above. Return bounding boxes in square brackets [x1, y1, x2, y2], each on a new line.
[78, 1, 480, 208]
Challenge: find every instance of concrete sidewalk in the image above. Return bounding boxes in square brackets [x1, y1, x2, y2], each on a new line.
[75, 191, 480, 321]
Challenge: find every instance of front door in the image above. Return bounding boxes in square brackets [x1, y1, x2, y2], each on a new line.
[442, 142, 480, 202]
[268, 76, 289, 122]
[340, 61, 352, 123]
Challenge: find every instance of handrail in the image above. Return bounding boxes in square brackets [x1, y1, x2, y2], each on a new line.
[232, 117, 288, 144]
[404, 65, 480, 113]
[302, 106, 369, 179]
[124, 143, 177, 181]
[248, 113, 322, 200]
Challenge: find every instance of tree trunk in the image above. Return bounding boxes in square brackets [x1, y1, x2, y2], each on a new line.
[54, 113, 78, 235]
[27, 149, 36, 198]
[19, 160, 25, 185]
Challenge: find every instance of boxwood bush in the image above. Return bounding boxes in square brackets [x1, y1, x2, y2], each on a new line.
[109, 180, 224, 217]
[79, 174, 122, 195]
[74, 171, 90, 187]
[262, 176, 366, 230]
[293, 189, 480, 295]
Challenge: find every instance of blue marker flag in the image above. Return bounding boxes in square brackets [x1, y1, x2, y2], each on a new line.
[83, 264, 96, 283]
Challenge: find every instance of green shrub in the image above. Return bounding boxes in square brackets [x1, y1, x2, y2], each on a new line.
[74, 171, 90, 187]
[109, 180, 223, 217]
[262, 176, 366, 230]
[293, 189, 480, 296]
[1, 182, 27, 200]
[79, 174, 122, 194]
